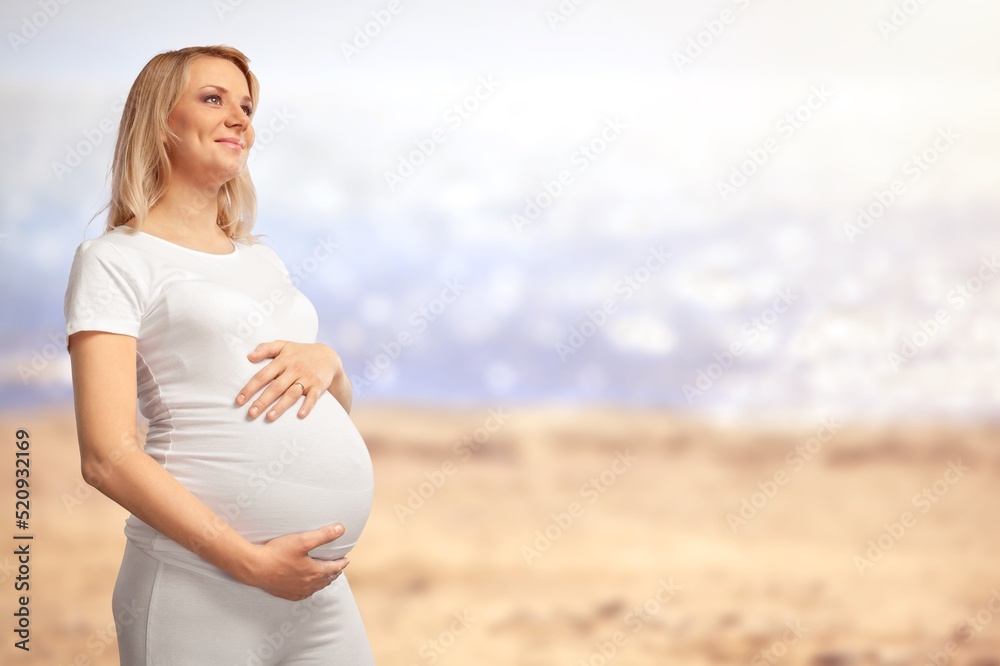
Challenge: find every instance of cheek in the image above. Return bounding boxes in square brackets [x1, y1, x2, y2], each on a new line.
[165, 111, 197, 147]
[245, 126, 256, 149]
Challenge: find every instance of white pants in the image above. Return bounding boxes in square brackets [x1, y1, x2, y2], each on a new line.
[111, 540, 376, 665]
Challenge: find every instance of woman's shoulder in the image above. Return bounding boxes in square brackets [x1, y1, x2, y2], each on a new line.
[71, 226, 142, 263]
[68, 228, 164, 294]
[81, 225, 146, 251]
[238, 236, 293, 280]
[237, 233, 278, 256]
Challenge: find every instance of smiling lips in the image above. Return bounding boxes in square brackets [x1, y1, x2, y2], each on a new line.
[216, 137, 245, 150]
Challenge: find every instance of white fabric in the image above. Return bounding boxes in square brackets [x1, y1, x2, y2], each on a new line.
[112, 539, 375, 665]
[65, 226, 374, 583]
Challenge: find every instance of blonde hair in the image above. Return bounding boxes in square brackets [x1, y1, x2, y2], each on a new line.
[97, 45, 264, 243]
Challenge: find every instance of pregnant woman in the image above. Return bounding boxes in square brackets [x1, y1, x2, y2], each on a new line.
[63, 45, 376, 664]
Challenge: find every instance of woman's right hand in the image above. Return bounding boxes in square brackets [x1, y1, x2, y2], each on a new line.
[244, 523, 351, 601]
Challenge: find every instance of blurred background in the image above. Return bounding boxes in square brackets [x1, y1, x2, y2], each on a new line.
[3, 0, 1000, 664]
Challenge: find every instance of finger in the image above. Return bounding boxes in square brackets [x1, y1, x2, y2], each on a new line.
[298, 523, 345, 553]
[297, 385, 320, 418]
[323, 560, 347, 584]
[247, 340, 285, 360]
[247, 368, 295, 419]
[236, 361, 281, 408]
[264, 382, 307, 422]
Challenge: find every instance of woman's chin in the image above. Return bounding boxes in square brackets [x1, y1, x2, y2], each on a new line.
[200, 165, 245, 189]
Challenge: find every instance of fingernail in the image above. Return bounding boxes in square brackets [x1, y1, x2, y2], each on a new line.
[249, 406, 259, 417]
[268, 409, 277, 419]
[236, 394, 245, 404]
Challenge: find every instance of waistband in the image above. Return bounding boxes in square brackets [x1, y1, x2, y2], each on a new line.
[125, 535, 245, 586]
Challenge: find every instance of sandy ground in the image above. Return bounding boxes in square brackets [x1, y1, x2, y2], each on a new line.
[1, 404, 1000, 665]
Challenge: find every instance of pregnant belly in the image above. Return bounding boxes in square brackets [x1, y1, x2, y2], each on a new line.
[147, 391, 374, 561]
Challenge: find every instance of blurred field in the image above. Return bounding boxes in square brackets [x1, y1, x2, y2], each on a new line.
[2, 404, 1000, 665]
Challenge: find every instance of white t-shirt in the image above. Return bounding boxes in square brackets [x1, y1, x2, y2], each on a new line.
[64, 225, 374, 583]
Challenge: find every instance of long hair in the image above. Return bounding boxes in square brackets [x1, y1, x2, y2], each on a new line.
[97, 45, 263, 243]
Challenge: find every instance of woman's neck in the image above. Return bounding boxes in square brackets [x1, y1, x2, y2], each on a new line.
[145, 178, 223, 238]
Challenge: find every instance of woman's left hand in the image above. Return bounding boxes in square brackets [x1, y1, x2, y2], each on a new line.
[236, 341, 342, 421]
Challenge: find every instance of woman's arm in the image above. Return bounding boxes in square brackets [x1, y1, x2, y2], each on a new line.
[327, 363, 353, 414]
[69, 330, 348, 601]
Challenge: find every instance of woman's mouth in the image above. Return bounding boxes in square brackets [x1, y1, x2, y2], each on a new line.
[216, 138, 245, 151]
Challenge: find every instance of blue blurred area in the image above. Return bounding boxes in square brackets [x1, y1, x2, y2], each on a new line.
[2, 0, 999, 420]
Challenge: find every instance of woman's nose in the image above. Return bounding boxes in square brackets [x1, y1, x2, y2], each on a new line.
[226, 105, 248, 128]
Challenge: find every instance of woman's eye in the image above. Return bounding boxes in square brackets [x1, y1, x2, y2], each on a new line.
[242, 105, 253, 116]
[205, 94, 222, 104]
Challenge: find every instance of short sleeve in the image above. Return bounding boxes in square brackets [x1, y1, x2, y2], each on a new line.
[64, 239, 146, 352]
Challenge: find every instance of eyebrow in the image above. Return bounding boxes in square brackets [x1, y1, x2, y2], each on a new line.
[198, 84, 252, 104]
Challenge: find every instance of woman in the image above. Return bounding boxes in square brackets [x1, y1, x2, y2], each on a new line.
[63, 45, 376, 664]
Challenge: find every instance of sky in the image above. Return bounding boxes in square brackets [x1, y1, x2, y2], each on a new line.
[2, 0, 999, 422]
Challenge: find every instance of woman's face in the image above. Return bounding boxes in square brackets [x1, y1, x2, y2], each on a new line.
[165, 56, 256, 188]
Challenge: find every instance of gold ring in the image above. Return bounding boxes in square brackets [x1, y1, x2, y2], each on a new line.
[294, 382, 305, 392]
